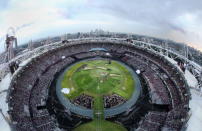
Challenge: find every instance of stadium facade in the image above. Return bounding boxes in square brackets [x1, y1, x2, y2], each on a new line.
[2, 36, 192, 131]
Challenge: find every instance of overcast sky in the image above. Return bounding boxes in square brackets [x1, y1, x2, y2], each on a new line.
[0, 0, 202, 52]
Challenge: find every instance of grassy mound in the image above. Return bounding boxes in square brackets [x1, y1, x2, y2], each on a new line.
[60, 59, 135, 131]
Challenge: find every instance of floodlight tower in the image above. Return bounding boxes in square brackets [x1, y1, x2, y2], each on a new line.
[5, 27, 18, 61]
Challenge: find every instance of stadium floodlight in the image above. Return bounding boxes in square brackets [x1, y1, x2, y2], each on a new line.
[136, 70, 141, 74]
[62, 56, 66, 59]
[106, 53, 111, 56]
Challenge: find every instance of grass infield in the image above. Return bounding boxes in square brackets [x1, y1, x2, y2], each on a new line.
[61, 59, 135, 100]
[61, 59, 135, 131]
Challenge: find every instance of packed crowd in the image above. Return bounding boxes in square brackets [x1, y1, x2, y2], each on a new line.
[8, 46, 76, 130]
[72, 94, 93, 109]
[104, 94, 126, 108]
[122, 46, 190, 107]
[137, 111, 167, 131]
[142, 69, 171, 105]
[162, 104, 189, 130]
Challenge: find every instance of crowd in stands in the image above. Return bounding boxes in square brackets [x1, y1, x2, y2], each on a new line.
[8, 46, 76, 130]
[123, 45, 190, 107]
[162, 104, 189, 131]
[142, 69, 171, 105]
[72, 94, 93, 109]
[136, 111, 167, 131]
[104, 94, 126, 108]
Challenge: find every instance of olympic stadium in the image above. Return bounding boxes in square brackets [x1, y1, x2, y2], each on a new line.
[0, 31, 202, 131]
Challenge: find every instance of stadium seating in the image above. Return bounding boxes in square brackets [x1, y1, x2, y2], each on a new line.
[7, 40, 190, 131]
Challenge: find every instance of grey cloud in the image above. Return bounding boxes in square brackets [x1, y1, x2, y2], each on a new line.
[85, 0, 202, 33]
[166, 23, 186, 34]
[16, 23, 34, 32]
[1, 0, 202, 51]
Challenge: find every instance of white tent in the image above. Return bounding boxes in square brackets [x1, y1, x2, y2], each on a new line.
[61, 88, 70, 94]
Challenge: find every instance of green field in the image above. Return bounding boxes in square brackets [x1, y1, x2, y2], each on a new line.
[61, 59, 135, 100]
[61, 59, 135, 131]
[73, 120, 127, 131]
